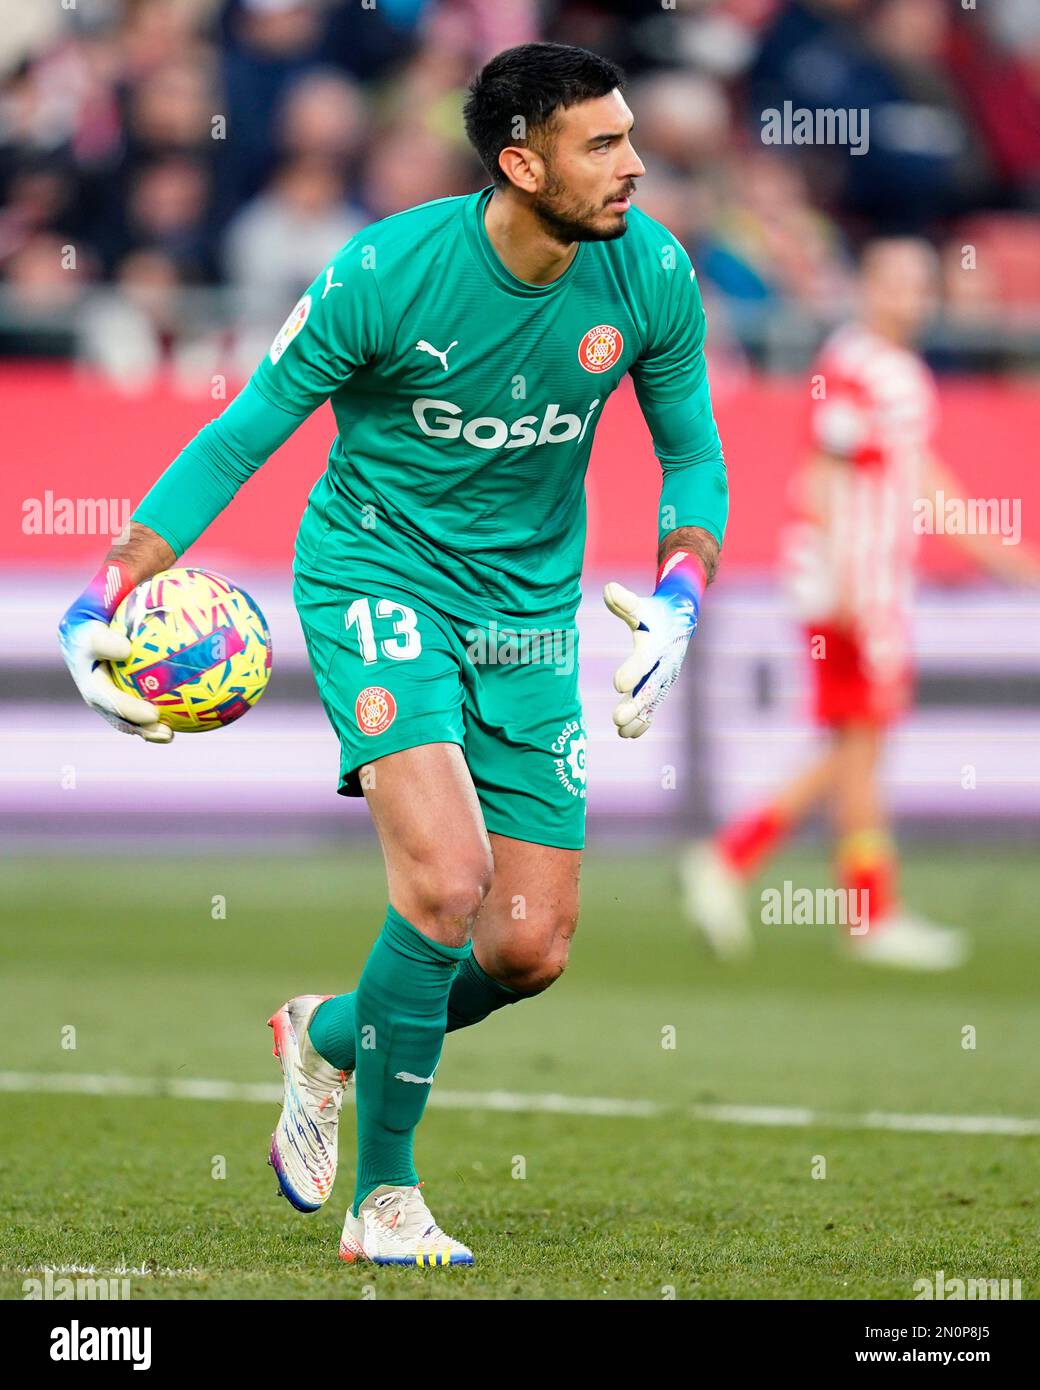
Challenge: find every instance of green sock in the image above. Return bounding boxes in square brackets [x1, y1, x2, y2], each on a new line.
[309, 942, 523, 1074]
[353, 906, 469, 1213]
[446, 948, 523, 1030]
[308, 992, 356, 1072]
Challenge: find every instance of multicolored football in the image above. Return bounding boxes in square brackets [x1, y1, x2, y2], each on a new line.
[107, 567, 272, 732]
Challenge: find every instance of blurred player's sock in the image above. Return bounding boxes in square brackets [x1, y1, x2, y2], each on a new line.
[837, 827, 897, 930]
[308, 943, 522, 1073]
[838, 829, 969, 969]
[714, 804, 791, 878]
[352, 906, 469, 1212]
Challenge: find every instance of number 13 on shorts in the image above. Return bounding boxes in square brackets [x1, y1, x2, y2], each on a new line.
[345, 597, 423, 663]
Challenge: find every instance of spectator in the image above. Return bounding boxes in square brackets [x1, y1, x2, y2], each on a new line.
[119, 155, 215, 279]
[4, 230, 87, 310]
[278, 69, 366, 164]
[0, 160, 79, 265]
[0, 0, 1036, 380]
[82, 245, 225, 390]
[627, 69, 733, 177]
[215, 0, 409, 220]
[947, 4, 1040, 207]
[224, 152, 362, 367]
[125, 58, 218, 157]
[699, 152, 851, 313]
[841, 0, 992, 231]
[359, 124, 473, 221]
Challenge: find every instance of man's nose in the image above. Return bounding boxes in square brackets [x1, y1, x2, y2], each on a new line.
[623, 146, 646, 181]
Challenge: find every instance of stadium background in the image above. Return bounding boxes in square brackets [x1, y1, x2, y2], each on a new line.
[2, 0, 1038, 842]
[2, 0, 1038, 1302]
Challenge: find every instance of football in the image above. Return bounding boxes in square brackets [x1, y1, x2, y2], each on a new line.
[107, 567, 271, 731]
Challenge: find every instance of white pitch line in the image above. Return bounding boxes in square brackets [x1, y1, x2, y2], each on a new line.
[10, 1264, 203, 1279]
[1, 1070, 1038, 1138]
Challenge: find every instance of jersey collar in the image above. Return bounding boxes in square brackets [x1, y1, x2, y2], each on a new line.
[462, 185, 586, 298]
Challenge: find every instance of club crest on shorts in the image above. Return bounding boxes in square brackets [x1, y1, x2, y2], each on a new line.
[355, 685, 397, 735]
[578, 324, 623, 373]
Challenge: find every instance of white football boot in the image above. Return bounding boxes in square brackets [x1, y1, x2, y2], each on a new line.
[679, 840, 754, 961]
[267, 994, 351, 1212]
[846, 913, 970, 972]
[339, 1184, 475, 1267]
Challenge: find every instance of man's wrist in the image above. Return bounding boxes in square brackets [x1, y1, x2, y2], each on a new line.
[69, 560, 137, 623]
[654, 548, 708, 616]
[658, 525, 720, 587]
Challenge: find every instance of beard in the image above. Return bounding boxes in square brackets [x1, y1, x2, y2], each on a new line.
[530, 167, 631, 244]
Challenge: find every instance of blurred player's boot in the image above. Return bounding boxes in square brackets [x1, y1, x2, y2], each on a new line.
[339, 1184, 474, 1267]
[847, 914, 969, 972]
[267, 994, 351, 1211]
[679, 840, 754, 960]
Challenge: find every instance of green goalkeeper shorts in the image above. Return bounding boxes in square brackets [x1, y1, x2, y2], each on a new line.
[293, 570, 587, 851]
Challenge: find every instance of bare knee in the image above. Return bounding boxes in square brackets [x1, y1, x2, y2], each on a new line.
[488, 911, 578, 994]
[400, 843, 495, 944]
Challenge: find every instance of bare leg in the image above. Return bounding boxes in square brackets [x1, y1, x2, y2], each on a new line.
[829, 723, 885, 840]
[828, 722, 898, 930]
[363, 742, 494, 947]
[710, 738, 844, 884]
[773, 740, 844, 826]
[472, 834, 582, 993]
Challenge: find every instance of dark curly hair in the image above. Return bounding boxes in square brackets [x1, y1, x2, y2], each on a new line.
[463, 42, 626, 186]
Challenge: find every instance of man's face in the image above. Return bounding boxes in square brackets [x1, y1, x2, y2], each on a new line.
[528, 89, 645, 244]
[862, 241, 939, 343]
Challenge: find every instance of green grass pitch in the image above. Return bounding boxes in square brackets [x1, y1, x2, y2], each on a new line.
[1, 845, 1037, 1300]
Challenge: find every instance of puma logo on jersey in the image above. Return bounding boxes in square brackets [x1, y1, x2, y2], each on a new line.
[394, 1070, 436, 1085]
[415, 338, 458, 371]
[322, 266, 343, 300]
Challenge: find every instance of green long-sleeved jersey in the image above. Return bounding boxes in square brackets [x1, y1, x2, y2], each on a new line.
[134, 185, 727, 622]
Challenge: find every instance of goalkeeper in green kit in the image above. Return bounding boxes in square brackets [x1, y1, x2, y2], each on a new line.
[58, 43, 728, 1266]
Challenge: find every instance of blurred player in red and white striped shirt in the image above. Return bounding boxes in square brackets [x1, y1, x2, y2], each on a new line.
[683, 238, 1037, 970]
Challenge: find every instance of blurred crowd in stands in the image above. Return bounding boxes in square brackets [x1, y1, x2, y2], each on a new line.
[2, 0, 1038, 382]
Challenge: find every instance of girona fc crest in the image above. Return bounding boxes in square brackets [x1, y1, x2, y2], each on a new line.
[355, 685, 397, 735]
[578, 323, 623, 373]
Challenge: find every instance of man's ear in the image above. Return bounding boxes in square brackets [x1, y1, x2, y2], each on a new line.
[497, 144, 544, 195]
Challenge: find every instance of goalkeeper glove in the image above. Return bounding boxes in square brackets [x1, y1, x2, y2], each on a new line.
[58, 561, 173, 742]
[604, 549, 707, 739]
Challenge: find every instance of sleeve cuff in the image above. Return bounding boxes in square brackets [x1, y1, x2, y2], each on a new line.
[130, 509, 186, 559]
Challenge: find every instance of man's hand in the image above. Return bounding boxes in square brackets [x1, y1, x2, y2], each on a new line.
[604, 546, 710, 738]
[58, 552, 174, 742]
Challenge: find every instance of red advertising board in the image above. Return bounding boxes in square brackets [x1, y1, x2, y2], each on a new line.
[2, 365, 1036, 578]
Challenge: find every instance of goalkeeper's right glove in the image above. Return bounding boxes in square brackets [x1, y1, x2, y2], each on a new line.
[58, 561, 173, 742]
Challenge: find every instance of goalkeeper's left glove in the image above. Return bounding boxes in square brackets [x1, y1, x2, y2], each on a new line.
[604, 549, 707, 738]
